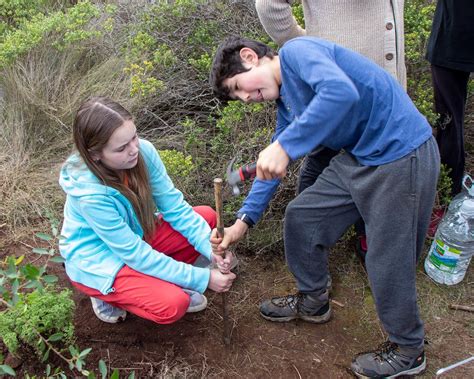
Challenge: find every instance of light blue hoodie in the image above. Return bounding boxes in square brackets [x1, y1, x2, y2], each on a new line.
[59, 139, 211, 295]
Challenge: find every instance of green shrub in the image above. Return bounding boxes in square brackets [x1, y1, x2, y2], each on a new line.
[291, 1, 305, 28]
[437, 164, 453, 208]
[211, 101, 267, 158]
[0, 288, 75, 355]
[0, 0, 50, 37]
[159, 149, 195, 179]
[0, 1, 112, 69]
[181, 117, 207, 155]
[188, 52, 213, 76]
[405, 0, 437, 124]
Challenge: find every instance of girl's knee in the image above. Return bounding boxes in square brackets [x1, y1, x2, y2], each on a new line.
[193, 205, 216, 228]
[149, 290, 190, 324]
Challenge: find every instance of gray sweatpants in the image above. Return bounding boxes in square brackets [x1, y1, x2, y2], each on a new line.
[284, 136, 440, 348]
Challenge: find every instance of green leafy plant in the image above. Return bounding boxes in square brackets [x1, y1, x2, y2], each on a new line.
[188, 52, 212, 76]
[0, 216, 138, 377]
[436, 164, 453, 209]
[181, 117, 206, 154]
[291, 1, 305, 28]
[159, 149, 195, 179]
[124, 62, 165, 97]
[404, 0, 437, 124]
[0, 289, 75, 356]
[0, 218, 97, 377]
[0, 220, 64, 306]
[0, 0, 49, 37]
[0, 1, 113, 69]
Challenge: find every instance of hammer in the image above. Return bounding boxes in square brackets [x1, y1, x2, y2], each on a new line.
[213, 178, 231, 345]
[226, 157, 257, 196]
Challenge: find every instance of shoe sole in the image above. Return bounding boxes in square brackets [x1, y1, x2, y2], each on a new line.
[90, 298, 127, 323]
[352, 357, 426, 378]
[94, 312, 127, 323]
[92, 307, 127, 324]
[260, 306, 332, 324]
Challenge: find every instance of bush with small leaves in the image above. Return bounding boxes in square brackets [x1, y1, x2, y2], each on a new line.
[291, 1, 304, 28]
[0, 288, 75, 356]
[0, 1, 114, 69]
[437, 164, 453, 209]
[405, 0, 437, 124]
[159, 149, 195, 179]
[0, 0, 49, 37]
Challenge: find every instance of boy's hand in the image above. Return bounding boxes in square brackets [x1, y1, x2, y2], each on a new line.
[210, 220, 248, 253]
[257, 140, 289, 180]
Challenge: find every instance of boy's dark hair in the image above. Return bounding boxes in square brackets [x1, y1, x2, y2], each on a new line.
[209, 36, 275, 101]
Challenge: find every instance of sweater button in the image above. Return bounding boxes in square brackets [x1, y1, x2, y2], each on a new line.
[386, 22, 393, 30]
[385, 53, 394, 61]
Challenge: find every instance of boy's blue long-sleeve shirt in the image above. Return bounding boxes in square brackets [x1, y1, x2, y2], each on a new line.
[239, 37, 432, 224]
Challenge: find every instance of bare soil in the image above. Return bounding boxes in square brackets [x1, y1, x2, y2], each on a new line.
[2, 235, 473, 378]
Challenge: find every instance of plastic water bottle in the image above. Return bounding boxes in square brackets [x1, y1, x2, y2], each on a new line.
[425, 176, 474, 285]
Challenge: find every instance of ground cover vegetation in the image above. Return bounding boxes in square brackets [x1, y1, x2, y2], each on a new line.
[0, 0, 472, 377]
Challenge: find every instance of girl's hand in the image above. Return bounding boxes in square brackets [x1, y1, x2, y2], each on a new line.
[208, 269, 236, 292]
[212, 250, 236, 274]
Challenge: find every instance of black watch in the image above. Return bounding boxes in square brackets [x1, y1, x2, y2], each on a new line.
[236, 213, 254, 228]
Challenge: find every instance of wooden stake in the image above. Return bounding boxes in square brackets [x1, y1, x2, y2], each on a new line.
[214, 178, 231, 345]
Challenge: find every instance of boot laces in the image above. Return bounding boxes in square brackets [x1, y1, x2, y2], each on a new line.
[375, 341, 420, 372]
[374, 341, 399, 362]
[357, 341, 399, 362]
[271, 293, 304, 311]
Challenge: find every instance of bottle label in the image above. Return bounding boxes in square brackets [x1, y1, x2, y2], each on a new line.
[428, 239, 461, 273]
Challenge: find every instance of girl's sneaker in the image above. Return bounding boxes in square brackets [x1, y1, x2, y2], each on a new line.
[90, 297, 127, 323]
[183, 289, 208, 313]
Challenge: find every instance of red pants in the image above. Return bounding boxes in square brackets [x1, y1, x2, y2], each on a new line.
[71, 206, 216, 324]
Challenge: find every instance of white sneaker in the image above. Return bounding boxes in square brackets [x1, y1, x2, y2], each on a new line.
[183, 289, 208, 313]
[90, 297, 127, 323]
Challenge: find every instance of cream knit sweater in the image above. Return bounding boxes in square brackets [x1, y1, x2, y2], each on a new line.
[255, 0, 406, 89]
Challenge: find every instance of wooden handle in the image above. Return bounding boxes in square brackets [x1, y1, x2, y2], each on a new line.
[214, 178, 225, 239]
[214, 178, 231, 345]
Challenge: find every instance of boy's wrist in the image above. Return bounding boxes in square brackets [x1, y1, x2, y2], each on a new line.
[236, 212, 254, 228]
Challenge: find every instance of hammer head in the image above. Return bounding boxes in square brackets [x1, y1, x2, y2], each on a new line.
[226, 157, 242, 196]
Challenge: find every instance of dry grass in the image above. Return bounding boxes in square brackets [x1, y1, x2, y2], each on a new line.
[0, 151, 62, 232]
[0, 14, 139, 234]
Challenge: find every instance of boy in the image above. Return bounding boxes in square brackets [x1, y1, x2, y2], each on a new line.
[209, 36, 439, 378]
[256, 0, 407, 264]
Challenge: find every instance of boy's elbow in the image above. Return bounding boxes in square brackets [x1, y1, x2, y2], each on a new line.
[345, 84, 360, 106]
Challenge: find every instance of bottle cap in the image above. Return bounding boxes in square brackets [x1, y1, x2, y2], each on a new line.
[460, 199, 474, 215]
[462, 175, 474, 196]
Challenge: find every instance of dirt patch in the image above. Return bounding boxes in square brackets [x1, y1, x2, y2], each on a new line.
[2, 236, 473, 378]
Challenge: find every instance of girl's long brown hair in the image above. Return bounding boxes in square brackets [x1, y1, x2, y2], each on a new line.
[73, 97, 156, 238]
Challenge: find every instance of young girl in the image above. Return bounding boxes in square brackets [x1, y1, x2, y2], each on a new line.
[59, 97, 236, 324]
